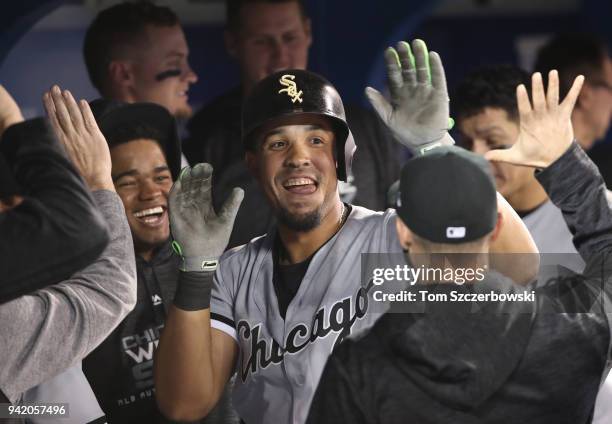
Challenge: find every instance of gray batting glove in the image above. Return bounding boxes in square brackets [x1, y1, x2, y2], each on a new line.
[168, 163, 244, 272]
[365, 39, 455, 155]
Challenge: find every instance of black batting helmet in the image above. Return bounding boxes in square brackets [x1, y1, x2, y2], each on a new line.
[241, 69, 356, 182]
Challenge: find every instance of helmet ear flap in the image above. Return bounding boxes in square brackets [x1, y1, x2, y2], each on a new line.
[334, 126, 355, 182]
[340, 130, 356, 182]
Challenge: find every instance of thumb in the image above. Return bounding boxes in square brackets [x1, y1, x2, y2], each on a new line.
[219, 187, 245, 223]
[365, 87, 392, 122]
[168, 177, 183, 212]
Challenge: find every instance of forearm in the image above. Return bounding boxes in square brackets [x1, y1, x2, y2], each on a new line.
[490, 193, 540, 284]
[537, 142, 612, 259]
[158, 162, 241, 420]
[155, 305, 219, 421]
[0, 190, 136, 402]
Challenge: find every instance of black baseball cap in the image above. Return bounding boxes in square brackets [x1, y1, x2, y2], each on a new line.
[397, 145, 497, 243]
[89, 99, 182, 179]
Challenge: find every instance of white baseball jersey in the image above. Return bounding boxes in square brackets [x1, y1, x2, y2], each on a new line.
[210, 206, 402, 423]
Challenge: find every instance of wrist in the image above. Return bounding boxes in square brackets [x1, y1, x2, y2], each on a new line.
[87, 176, 115, 192]
[414, 132, 455, 156]
[171, 240, 219, 272]
[174, 271, 215, 311]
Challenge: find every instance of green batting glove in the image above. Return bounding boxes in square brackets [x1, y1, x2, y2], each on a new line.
[168, 163, 244, 272]
[366, 39, 455, 155]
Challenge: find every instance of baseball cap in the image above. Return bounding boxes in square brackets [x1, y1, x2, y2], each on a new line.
[397, 145, 497, 243]
[89, 99, 182, 179]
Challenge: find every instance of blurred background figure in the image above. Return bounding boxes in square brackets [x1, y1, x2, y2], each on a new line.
[534, 33, 612, 186]
[184, 0, 400, 248]
[83, 2, 198, 120]
[534, 33, 611, 152]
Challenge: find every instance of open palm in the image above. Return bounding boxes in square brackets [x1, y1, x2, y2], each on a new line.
[366, 39, 453, 153]
[168, 163, 243, 271]
[486, 70, 584, 169]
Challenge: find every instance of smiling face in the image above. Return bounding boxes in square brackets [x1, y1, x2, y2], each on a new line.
[246, 114, 339, 231]
[110, 138, 173, 259]
[458, 107, 538, 201]
[226, 1, 311, 92]
[127, 24, 198, 118]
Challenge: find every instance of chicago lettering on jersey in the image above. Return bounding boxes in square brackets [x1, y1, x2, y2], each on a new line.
[121, 324, 164, 389]
[237, 281, 373, 381]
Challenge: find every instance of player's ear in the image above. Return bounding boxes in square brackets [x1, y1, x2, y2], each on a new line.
[395, 216, 413, 251]
[108, 60, 135, 92]
[489, 211, 504, 243]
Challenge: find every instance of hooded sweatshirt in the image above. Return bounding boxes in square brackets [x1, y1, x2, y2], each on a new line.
[307, 143, 612, 424]
[82, 241, 180, 423]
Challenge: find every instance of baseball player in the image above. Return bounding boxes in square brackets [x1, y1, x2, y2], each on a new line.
[154, 39, 538, 424]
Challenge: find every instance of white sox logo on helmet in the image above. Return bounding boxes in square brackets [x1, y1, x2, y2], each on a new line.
[278, 74, 304, 103]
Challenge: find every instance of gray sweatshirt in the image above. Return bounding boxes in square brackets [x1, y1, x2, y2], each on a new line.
[0, 190, 137, 403]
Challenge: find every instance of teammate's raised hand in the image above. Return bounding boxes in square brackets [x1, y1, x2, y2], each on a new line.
[485, 70, 584, 168]
[365, 39, 454, 154]
[168, 163, 243, 271]
[43, 85, 113, 191]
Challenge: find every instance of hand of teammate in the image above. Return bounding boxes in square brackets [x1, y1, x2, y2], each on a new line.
[0, 85, 24, 137]
[43, 85, 114, 191]
[168, 163, 243, 271]
[485, 70, 584, 168]
[365, 39, 454, 155]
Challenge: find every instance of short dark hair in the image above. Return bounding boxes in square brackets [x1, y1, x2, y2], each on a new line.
[106, 123, 165, 151]
[534, 33, 609, 98]
[83, 1, 179, 95]
[453, 65, 530, 122]
[225, 0, 308, 33]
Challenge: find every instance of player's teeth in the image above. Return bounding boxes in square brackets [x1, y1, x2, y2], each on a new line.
[286, 178, 313, 187]
[134, 206, 164, 218]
